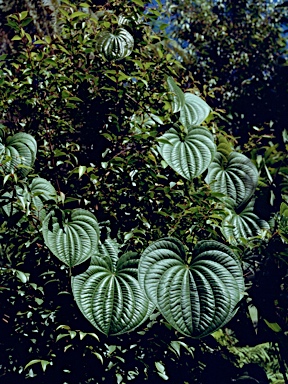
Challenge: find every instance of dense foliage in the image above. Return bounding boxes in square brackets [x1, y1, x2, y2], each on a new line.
[0, 0, 288, 383]
[166, 0, 288, 146]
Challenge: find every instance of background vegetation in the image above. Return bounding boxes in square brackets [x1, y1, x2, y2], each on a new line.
[0, 0, 288, 383]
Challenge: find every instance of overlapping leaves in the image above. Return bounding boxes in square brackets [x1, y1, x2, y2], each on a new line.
[138, 237, 244, 338]
[158, 126, 216, 180]
[166, 77, 210, 125]
[72, 238, 154, 335]
[42, 209, 100, 267]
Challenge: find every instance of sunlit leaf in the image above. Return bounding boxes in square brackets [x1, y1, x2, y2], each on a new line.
[167, 76, 185, 113]
[179, 93, 211, 127]
[158, 126, 216, 180]
[0, 132, 37, 177]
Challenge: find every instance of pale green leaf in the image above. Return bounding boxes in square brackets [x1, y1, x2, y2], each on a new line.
[179, 93, 211, 126]
[167, 76, 185, 113]
[158, 126, 216, 180]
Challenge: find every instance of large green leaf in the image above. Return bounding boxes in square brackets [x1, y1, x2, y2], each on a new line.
[179, 93, 211, 127]
[222, 200, 269, 245]
[96, 27, 134, 60]
[138, 237, 244, 338]
[205, 152, 258, 209]
[72, 238, 154, 335]
[167, 76, 185, 113]
[0, 132, 37, 177]
[158, 126, 216, 180]
[42, 209, 100, 267]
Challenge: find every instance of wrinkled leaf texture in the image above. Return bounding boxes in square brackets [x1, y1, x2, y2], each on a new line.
[139, 237, 244, 338]
[42, 209, 100, 267]
[167, 76, 185, 113]
[96, 27, 134, 60]
[0, 132, 37, 177]
[222, 200, 269, 245]
[206, 152, 258, 209]
[179, 93, 211, 127]
[158, 126, 216, 180]
[72, 238, 154, 335]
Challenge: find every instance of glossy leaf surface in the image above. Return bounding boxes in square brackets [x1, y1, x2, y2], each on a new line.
[0, 132, 37, 177]
[222, 200, 269, 245]
[72, 238, 154, 335]
[206, 152, 258, 208]
[179, 93, 211, 127]
[139, 237, 244, 338]
[167, 76, 185, 113]
[158, 126, 216, 180]
[42, 209, 100, 267]
[96, 27, 134, 60]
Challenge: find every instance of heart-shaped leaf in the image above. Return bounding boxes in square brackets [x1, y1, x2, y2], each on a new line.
[158, 126, 216, 180]
[72, 238, 155, 335]
[206, 152, 258, 209]
[222, 200, 269, 245]
[42, 209, 100, 267]
[96, 28, 134, 61]
[139, 237, 244, 338]
[0, 132, 37, 177]
[179, 93, 211, 127]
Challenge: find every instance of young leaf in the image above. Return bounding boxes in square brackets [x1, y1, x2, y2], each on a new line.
[167, 76, 185, 113]
[96, 28, 134, 61]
